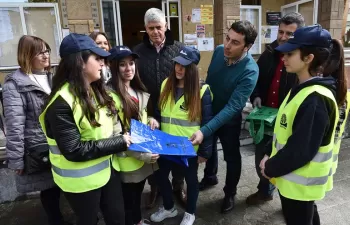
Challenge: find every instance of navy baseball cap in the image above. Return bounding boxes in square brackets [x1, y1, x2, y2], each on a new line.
[275, 24, 332, 53]
[107, 46, 139, 60]
[59, 33, 110, 58]
[173, 46, 200, 66]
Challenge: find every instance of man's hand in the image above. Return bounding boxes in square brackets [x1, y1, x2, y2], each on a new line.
[189, 130, 204, 145]
[197, 156, 207, 164]
[253, 97, 262, 108]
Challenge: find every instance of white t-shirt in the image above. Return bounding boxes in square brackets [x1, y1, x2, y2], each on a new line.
[29, 73, 51, 94]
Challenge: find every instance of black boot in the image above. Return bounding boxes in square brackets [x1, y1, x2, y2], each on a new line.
[221, 195, 234, 214]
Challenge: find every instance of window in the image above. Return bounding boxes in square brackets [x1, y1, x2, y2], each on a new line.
[0, 2, 62, 69]
[163, 0, 182, 42]
[281, 0, 318, 25]
[240, 5, 262, 54]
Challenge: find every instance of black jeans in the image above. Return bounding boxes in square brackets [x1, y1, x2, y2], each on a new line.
[156, 156, 199, 214]
[121, 179, 146, 225]
[64, 170, 125, 225]
[148, 169, 184, 190]
[255, 135, 275, 196]
[279, 192, 320, 225]
[203, 116, 242, 197]
[40, 186, 64, 225]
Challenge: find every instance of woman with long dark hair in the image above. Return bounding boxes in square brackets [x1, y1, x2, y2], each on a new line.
[108, 46, 159, 225]
[3, 35, 69, 225]
[39, 33, 131, 225]
[260, 24, 347, 225]
[150, 46, 213, 225]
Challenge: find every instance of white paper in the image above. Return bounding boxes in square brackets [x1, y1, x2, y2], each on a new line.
[62, 29, 70, 38]
[197, 38, 214, 51]
[261, 25, 278, 44]
[191, 8, 201, 23]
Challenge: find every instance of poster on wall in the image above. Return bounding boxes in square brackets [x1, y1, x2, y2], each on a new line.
[196, 24, 205, 38]
[197, 37, 214, 51]
[266, 12, 281, 25]
[184, 33, 197, 49]
[261, 26, 278, 44]
[170, 3, 178, 16]
[200, 5, 213, 24]
[191, 8, 201, 23]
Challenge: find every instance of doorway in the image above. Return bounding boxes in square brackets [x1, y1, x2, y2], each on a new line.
[119, 0, 162, 48]
[102, 0, 182, 48]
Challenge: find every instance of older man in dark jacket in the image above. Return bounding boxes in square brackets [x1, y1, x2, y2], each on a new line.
[133, 7, 185, 209]
[247, 12, 304, 205]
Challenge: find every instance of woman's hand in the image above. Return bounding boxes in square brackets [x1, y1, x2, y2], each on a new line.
[150, 154, 160, 163]
[197, 156, 207, 164]
[123, 132, 132, 147]
[149, 118, 159, 130]
[15, 169, 24, 175]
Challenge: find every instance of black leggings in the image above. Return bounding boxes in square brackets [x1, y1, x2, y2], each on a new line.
[122, 179, 147, 225]
[64, 171, 125, 225]
[40, 186, 63, 225]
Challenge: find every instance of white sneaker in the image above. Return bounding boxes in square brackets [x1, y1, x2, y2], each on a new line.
[150, 206, 178, 222]
[135, 219, 151, 225]
[180, 212, 195, 225]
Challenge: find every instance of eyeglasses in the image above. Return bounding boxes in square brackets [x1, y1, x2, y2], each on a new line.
[37, 49, 51, 57]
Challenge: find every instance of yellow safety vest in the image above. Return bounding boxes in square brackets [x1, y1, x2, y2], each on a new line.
[270, 85, 339, 201]
[110, 92, 148, 172]
[326, 92, 350, 191]
[39, 83, 115, 193]
[160, 78, 212, 151]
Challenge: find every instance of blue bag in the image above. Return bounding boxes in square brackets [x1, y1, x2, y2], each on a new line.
[128, 119, 197, 166]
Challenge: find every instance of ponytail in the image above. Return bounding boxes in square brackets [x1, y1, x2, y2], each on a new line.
[323, 39, 347, 106]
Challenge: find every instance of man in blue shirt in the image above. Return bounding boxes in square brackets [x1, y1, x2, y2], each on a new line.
[190, 21, 259, 213]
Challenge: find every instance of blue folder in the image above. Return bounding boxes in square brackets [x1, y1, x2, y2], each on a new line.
[128, 119, 197, 166]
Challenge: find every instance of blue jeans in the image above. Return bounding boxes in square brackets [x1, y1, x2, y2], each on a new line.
[156, 156, 199, 214]
[255, 135, 275, 196]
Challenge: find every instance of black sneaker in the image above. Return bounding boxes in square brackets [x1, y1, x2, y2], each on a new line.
[199, 177, 218, 191]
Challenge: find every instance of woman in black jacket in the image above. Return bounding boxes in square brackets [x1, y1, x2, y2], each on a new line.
[40, 33, 131, 225]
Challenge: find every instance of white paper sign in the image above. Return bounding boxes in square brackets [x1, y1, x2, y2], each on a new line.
[197, 37, 214, 51]
[191, 8, 201, 23]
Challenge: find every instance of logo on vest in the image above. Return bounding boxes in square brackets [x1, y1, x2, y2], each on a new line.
[280, 114, 287, 128]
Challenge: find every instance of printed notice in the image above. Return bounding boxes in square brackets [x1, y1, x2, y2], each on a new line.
[197, 37, 214, 51]
[200, 5, 213, 24]
[191, 8, 201, 23]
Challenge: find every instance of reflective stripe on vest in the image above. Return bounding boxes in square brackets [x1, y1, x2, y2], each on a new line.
[326, 92, 350, 192]
[39, 83, 114, 193]
[270, 85, 339, 201]
[52, 160, 109, 178]
[161, 117, 200, 127]
[159, 78, 212, 152]
[110, 92, 147, 172]
[273, 134, 333, 163]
